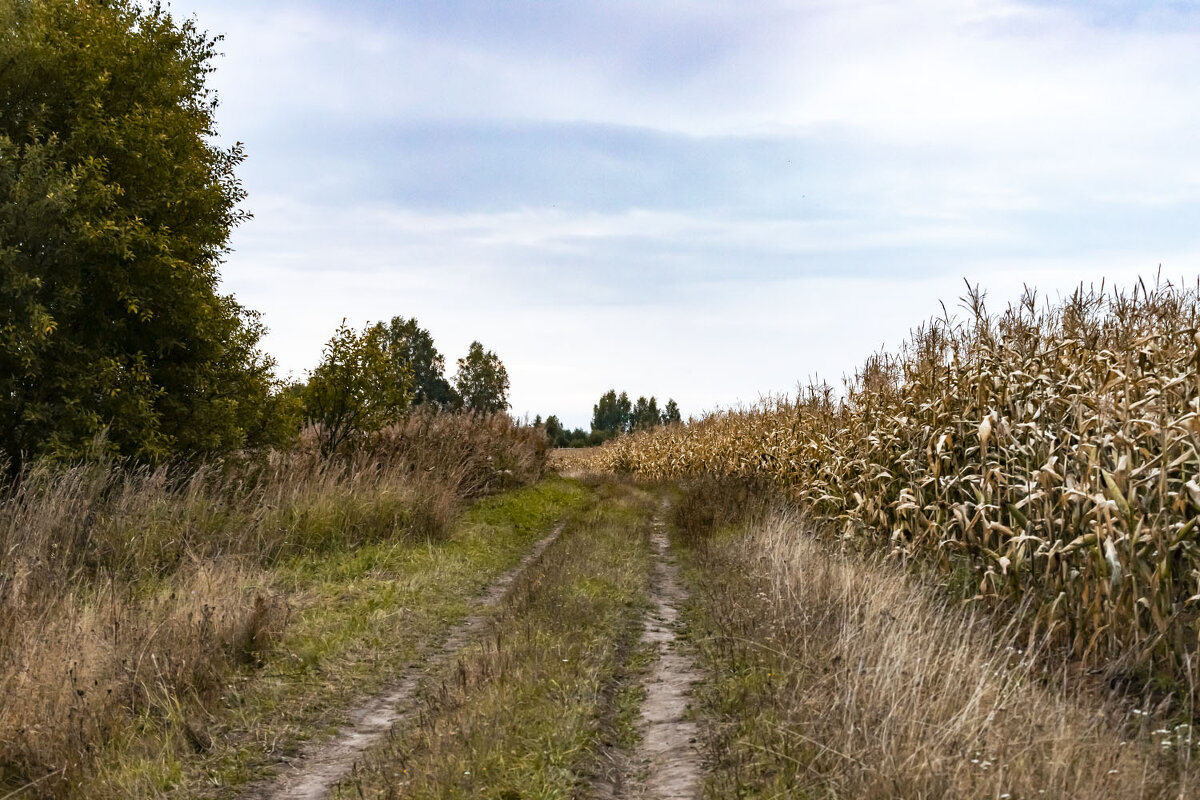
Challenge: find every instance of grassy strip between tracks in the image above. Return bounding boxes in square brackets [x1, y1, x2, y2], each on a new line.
[332, 478, 657, 799]
[83, 476, 590, 799]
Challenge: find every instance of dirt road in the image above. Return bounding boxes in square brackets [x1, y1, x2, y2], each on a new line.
[252, 522, 568, 800]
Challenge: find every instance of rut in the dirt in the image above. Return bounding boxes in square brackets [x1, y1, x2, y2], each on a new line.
[626, 520, 705, 800]
[250, 522, 567, 800]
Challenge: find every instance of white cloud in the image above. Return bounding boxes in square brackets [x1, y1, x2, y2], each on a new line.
[221, 194, 1196, 428]
[170, 0, 1200, 425]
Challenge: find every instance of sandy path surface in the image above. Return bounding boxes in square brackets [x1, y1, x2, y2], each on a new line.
[623, 519, 705, 800]
[249, 522, 568, 800]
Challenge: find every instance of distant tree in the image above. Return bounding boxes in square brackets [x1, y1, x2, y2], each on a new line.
[0, 0, 282, 468]
[303, 321, 412, 453]
[544, 414, 566, 447]
[455, 341, 509, 414]
[663, 399, 682, 425]
[591, 390, 632, 436]
[385, 316, 460, 409]
[630, 396, 662, 431]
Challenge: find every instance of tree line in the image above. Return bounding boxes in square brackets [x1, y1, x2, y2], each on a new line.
[301, 318, 509, 454]
[536, 389, 682, 448]
[0, 0, 512, 471]
[0, 0, 660, 467]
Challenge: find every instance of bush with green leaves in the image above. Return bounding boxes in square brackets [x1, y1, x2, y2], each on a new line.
[302, 321, 412, 454]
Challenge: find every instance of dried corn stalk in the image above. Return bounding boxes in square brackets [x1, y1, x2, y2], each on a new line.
[602, 279, 1200, 697]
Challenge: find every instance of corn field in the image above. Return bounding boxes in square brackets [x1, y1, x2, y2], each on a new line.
[604, 278, 1200, 698]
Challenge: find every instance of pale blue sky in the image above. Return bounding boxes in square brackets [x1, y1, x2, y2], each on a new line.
[174, 0, 1200, 427]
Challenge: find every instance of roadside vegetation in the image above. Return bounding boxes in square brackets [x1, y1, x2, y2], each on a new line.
[672, 478, 1199, 799]
[0, 416, 553, 797]
[0, 5, 552, 794]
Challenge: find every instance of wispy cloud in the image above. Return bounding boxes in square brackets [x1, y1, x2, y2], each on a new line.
[172, 0, 1200, 426]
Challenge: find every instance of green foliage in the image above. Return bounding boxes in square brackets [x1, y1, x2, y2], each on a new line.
[0, 0, 288, 468]
[663, 398, 682, 425]
[544, 414, 565, 445]
[591, 390, 680, 438]
[454, 340, 509, 414]
[591, 390, 632, 436]
[630, 395, 661, 431]
[540, 414, 593, 448]
[385, 316, 460, 410]
[302, 321, 412, 454]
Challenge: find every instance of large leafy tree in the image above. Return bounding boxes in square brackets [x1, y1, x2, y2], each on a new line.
[385, 316, 459, 409]
[0, 0, 280, 467]
[454, 341, 509, 414]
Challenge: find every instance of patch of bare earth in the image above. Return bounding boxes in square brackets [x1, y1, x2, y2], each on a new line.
[249, 522, 567, 800]
[617, 519, 705, 800]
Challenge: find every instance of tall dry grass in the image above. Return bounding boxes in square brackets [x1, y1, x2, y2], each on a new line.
[0, 411, 547, 794]
[369, 410, 548, 498]
[697, 509, 1197, 798]
[547, 446, 610, 477]
[605, 278, 1200, 701]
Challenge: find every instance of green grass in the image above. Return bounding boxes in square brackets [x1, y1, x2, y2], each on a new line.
[334, 480, 659, 799]
[83, 476, 590, 799]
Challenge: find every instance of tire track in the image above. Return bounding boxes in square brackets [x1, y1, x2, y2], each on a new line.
[610, 516, 705, 800]
[249, 522, 569, 800]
